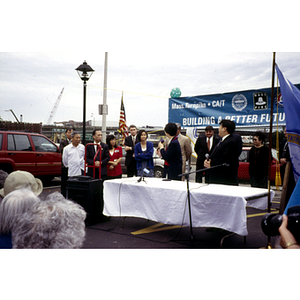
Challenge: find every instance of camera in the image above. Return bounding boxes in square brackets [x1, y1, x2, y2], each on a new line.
[261, 205, 300, 242]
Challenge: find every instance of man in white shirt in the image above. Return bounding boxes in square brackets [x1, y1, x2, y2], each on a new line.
[62, 131, 85, 177]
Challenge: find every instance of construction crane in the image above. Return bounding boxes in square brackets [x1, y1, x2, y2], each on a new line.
[5, 109, 20, 123]
[46, 88, 64, 124]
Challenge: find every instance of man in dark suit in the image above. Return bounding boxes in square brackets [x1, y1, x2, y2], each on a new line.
[157, 123, 182, 181]
[204, 120, 240, 185]
[194, 125, 220, 183]
[125, 125, 139, 177]
[86, 129, 110, 181]
[59, 128, 73, 197]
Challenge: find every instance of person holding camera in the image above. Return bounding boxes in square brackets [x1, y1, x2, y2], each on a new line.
[279, 215, 300, 249]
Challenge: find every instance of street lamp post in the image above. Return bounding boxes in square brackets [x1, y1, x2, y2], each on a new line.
[75, 60, 94, 145]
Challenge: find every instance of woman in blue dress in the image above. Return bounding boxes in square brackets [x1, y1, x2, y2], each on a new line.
[134, 130, 154, 177]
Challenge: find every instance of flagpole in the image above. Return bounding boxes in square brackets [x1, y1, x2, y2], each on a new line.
[265, 52, 276, 249]
[268, 52, 276, 211]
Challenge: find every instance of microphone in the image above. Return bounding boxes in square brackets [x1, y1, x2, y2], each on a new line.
[143, 168, 150, 175]
[205, 153, 209, 160]
[157, 139, 164, 151]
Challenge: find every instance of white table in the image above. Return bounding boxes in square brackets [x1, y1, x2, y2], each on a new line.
[103, 178, 275, 236]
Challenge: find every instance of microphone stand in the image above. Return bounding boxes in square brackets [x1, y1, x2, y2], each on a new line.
[137, 175, 146, 183]
[177, 163, 229, 247]
[137, 168, 151, 183]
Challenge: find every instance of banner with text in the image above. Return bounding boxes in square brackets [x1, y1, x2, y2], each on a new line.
[168, 85, 300, 128]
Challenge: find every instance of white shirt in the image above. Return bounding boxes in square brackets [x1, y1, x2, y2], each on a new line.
[221, 134, 230, 142]
[94, 142, 101, 154]
[62, 143, 85, 176]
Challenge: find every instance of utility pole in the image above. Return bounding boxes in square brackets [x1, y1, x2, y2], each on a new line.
[102, 52, 108, 142]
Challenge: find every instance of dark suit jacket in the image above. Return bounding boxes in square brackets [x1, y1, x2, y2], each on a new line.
[86, 142, 110, 178]
[59, 139, 71, 154]
[208, 134, 240, 185]
[232, 133, 243, 157]
[59, 139, 72, 168]
[160, 137, 182, 181]
[279, 138, 291, 161]
[194, 134, 220, 170]
[125, 135, 139, 166]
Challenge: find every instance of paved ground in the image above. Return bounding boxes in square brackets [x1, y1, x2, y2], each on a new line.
[42, 177, 282, 249]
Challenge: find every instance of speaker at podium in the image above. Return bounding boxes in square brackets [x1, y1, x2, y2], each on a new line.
[66, 176, 103, 226]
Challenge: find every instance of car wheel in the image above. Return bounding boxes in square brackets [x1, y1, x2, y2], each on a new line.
[154, 166, 163, 178]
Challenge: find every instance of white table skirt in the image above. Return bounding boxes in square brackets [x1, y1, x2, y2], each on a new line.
[103, 178, 275, 236]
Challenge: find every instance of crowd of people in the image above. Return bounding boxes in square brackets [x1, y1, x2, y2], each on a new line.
[59, 123, 192, 182]
[0, 171, 86, 249]
[0, 120, 298, 249]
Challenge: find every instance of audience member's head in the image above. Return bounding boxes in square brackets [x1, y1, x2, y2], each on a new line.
[164, 123, 178, 137]
[12, 192, 86, 249]
[106, 134, 116, 150]
[0, 170, 8, 190]
[137, 129, 148, 141]
[129, 125, 137, 137]
[204, 126, 214, 138]
[0, 171, 43, 199]
[0, 170, 9, 202]
[253, 131, 266, 144]
[0, 188, 40, 235]
[175, 123, 182, 135]
[219, 119, 236, 134]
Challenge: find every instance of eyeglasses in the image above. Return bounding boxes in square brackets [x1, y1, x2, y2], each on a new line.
[253, 138, 258, 141]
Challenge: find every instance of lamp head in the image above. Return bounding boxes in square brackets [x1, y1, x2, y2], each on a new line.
[75, 60, 94, 81]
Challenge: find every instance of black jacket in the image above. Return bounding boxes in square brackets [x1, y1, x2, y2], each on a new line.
[86, 142, 110, 178]
[125, 135, 139, 166]
[194, 134, 220, 170]
[160, 136, 182, 181]
[208, 134, 240, 185]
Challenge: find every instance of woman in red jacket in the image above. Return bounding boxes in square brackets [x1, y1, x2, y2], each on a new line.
[106, 135, 123, 180]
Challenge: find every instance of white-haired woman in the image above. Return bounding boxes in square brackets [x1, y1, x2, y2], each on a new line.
[12, 192, 86, 249]
[0, 189, 40, 249]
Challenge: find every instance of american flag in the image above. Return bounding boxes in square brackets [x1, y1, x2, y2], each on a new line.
[119, 92, 129, 145]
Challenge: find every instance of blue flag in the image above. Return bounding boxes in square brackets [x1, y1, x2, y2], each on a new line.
[284, 178, 300, 215]
[276, 65, 300, 185]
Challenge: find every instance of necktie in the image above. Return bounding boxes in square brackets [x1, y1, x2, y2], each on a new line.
[207, 138, 210, 151]
[95, 143, 100, 153]
[132, 136, 136, 145]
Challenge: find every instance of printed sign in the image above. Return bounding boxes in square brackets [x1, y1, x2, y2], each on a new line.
[168, 85, 300, 127]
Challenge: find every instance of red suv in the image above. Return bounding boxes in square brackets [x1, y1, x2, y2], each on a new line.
[0, 131, 61, 178]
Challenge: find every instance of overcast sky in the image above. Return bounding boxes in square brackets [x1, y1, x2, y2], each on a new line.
[1, 52, 300, 128]
[1, 1, 300, 130]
